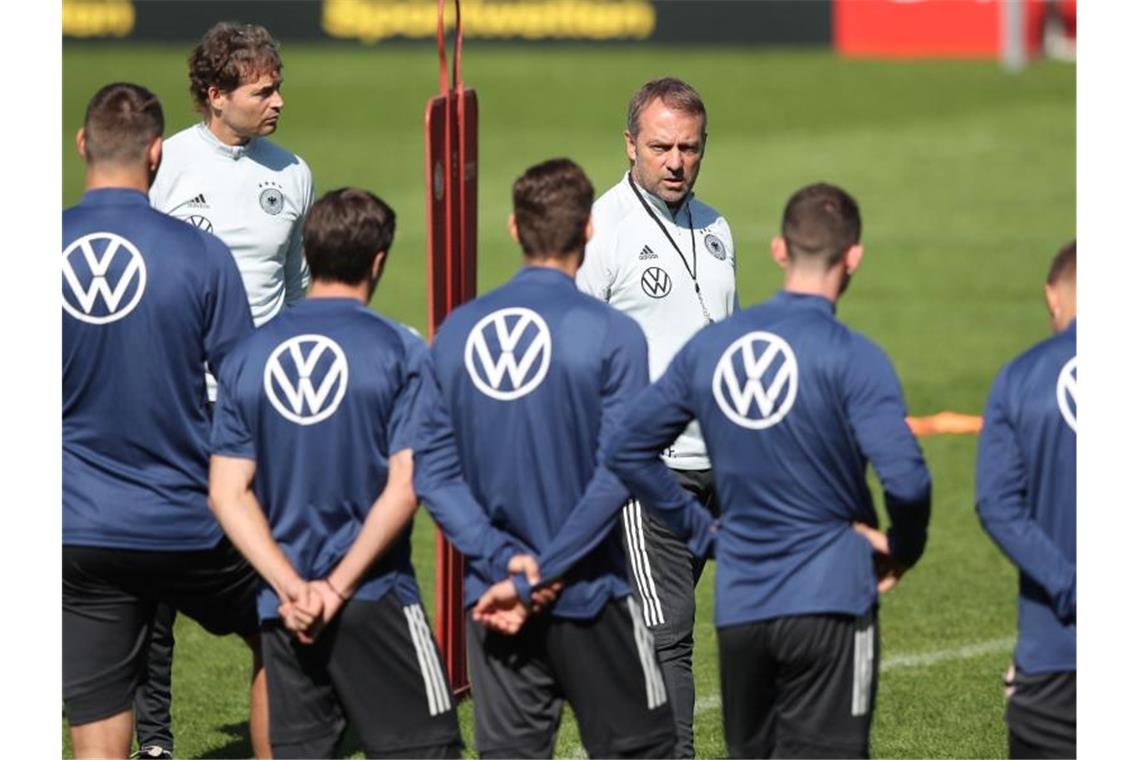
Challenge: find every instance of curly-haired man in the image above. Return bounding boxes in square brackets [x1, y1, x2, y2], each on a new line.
[139, 23, 314, 757]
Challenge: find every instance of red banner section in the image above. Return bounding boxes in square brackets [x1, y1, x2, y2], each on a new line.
[834, 0, 1074, 59]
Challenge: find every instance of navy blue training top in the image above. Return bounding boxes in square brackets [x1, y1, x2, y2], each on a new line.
[63, 188, 253, 550]
[976, 320, 1076, 674]
[608, 290, 932, 628]
[211, 298, 522, 620]
[431, 267, 715, 618]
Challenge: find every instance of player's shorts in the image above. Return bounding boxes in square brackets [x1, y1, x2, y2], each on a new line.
[62, 539, 259, 726]
[467, 596, 675, 758]
[718, 611, 879, 759]
[1004, 665, 1075, 759]
[262, 592, 462, 759]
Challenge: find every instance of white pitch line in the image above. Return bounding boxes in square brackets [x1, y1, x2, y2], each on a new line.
[879, 636, 1015, 673]
[563, 636, 1015, 756]
[691, 636, 1016, 718]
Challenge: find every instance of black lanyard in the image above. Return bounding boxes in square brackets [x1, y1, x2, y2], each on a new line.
[628, 174, 713, 323]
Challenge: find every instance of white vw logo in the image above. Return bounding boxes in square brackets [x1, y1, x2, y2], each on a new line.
[464, 307, 552, 401]
[712, 331, 798, 429]
[263, 334, 350, 425]
[61, 232, 147, 325]
[1056, 356, 1076, 432]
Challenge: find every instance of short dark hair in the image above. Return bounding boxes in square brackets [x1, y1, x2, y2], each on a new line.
[188, 22, 282, 116]
[512, 159, 594, 259]
[626, 77, 707, 140]
[781, 183, 862, 268]
[302, 188, 396, 285]
[82, 82, 164, 166]
[1047, 240, 1076, 285]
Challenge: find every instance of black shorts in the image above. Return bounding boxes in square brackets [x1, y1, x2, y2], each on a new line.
[466, 597, 675, 758]
[718, 611, 879, 759]
[262, 592, 461, 759]
[62, 540, 259, 726]
[1005, 665, 1076, 758]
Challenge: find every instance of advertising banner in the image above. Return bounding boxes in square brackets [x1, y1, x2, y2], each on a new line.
[63, 0, 832, 45]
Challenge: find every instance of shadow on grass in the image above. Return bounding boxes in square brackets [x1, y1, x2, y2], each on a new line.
[192, 722, 363, 759]
[194, 722, 250, 759]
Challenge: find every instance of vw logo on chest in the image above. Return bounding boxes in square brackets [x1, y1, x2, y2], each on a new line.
[641, 267, 672, 299]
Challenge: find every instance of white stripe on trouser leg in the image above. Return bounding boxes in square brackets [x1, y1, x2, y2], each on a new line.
[403, 604, 451, 716]
[624, 505, 661, 624]
[402, 605, 441, 715]
[633, 502, 666, 626]
[627, 598, 668, 709]
[851, 617, 875, 717]
[620, 502, 658, 627]
[621, 501, 664, 627]
[413, 605, 453, 713]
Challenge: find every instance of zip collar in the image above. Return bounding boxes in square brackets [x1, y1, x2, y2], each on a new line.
[194, 122, 255, 160]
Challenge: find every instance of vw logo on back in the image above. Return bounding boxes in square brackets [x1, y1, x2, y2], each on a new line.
[464, 307, 552, 401]
[264, 334, 350, 425]
[712, 331, 798, 429]
[62, 232, 147, 325]
[1056, 356, 1076, 432]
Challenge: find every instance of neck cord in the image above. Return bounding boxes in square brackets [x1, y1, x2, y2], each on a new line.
[628, 174, 713, 324]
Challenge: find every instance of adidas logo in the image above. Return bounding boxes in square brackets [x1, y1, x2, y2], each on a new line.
[638, 245, 657, 260]
[172, 193, 210, 212]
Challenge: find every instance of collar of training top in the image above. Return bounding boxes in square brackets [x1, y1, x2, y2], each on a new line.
[81, 187, 149, 206]
[624, 171, 694, 221]
[774, 289, 837, 315]
[514, 265, 575, 286]
[195, 122, 256, 160]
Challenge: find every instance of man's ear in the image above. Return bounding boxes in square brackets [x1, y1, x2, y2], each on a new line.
[371, 250, 387, 280]
[624, 129, 637, 163]
[207, 85, 227, 113]
[584, 215, 594, 244]
[844, 244, 864, 276]
[1044, 282, 1062, 323]
[508, 213, 520, 245]
[146, 136, 163, 175]
[76, 128, 86, 160]
[771, 236, 790, 269]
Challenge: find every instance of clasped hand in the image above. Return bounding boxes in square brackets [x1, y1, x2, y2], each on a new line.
[471, 554, 563, 635]
[277, 578, 346, 644]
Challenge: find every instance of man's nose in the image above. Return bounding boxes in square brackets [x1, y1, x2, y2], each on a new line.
[665, 147, 683, 171]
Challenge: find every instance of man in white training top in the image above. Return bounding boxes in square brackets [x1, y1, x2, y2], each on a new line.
[576, 76, 737, 758]
[151, 22, 312, 330]
[140, 23, 313, 758]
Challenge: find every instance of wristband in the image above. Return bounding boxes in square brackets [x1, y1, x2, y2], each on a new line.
[324, 578, 349, 602]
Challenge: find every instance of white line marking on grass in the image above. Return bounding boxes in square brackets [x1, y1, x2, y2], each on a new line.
[879, 636, 1015, 673]
[689, 636, 1016, 719]
[564, 635, 1017, 756]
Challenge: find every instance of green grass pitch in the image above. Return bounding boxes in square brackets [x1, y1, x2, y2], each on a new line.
[62, 41, 1074, 758]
